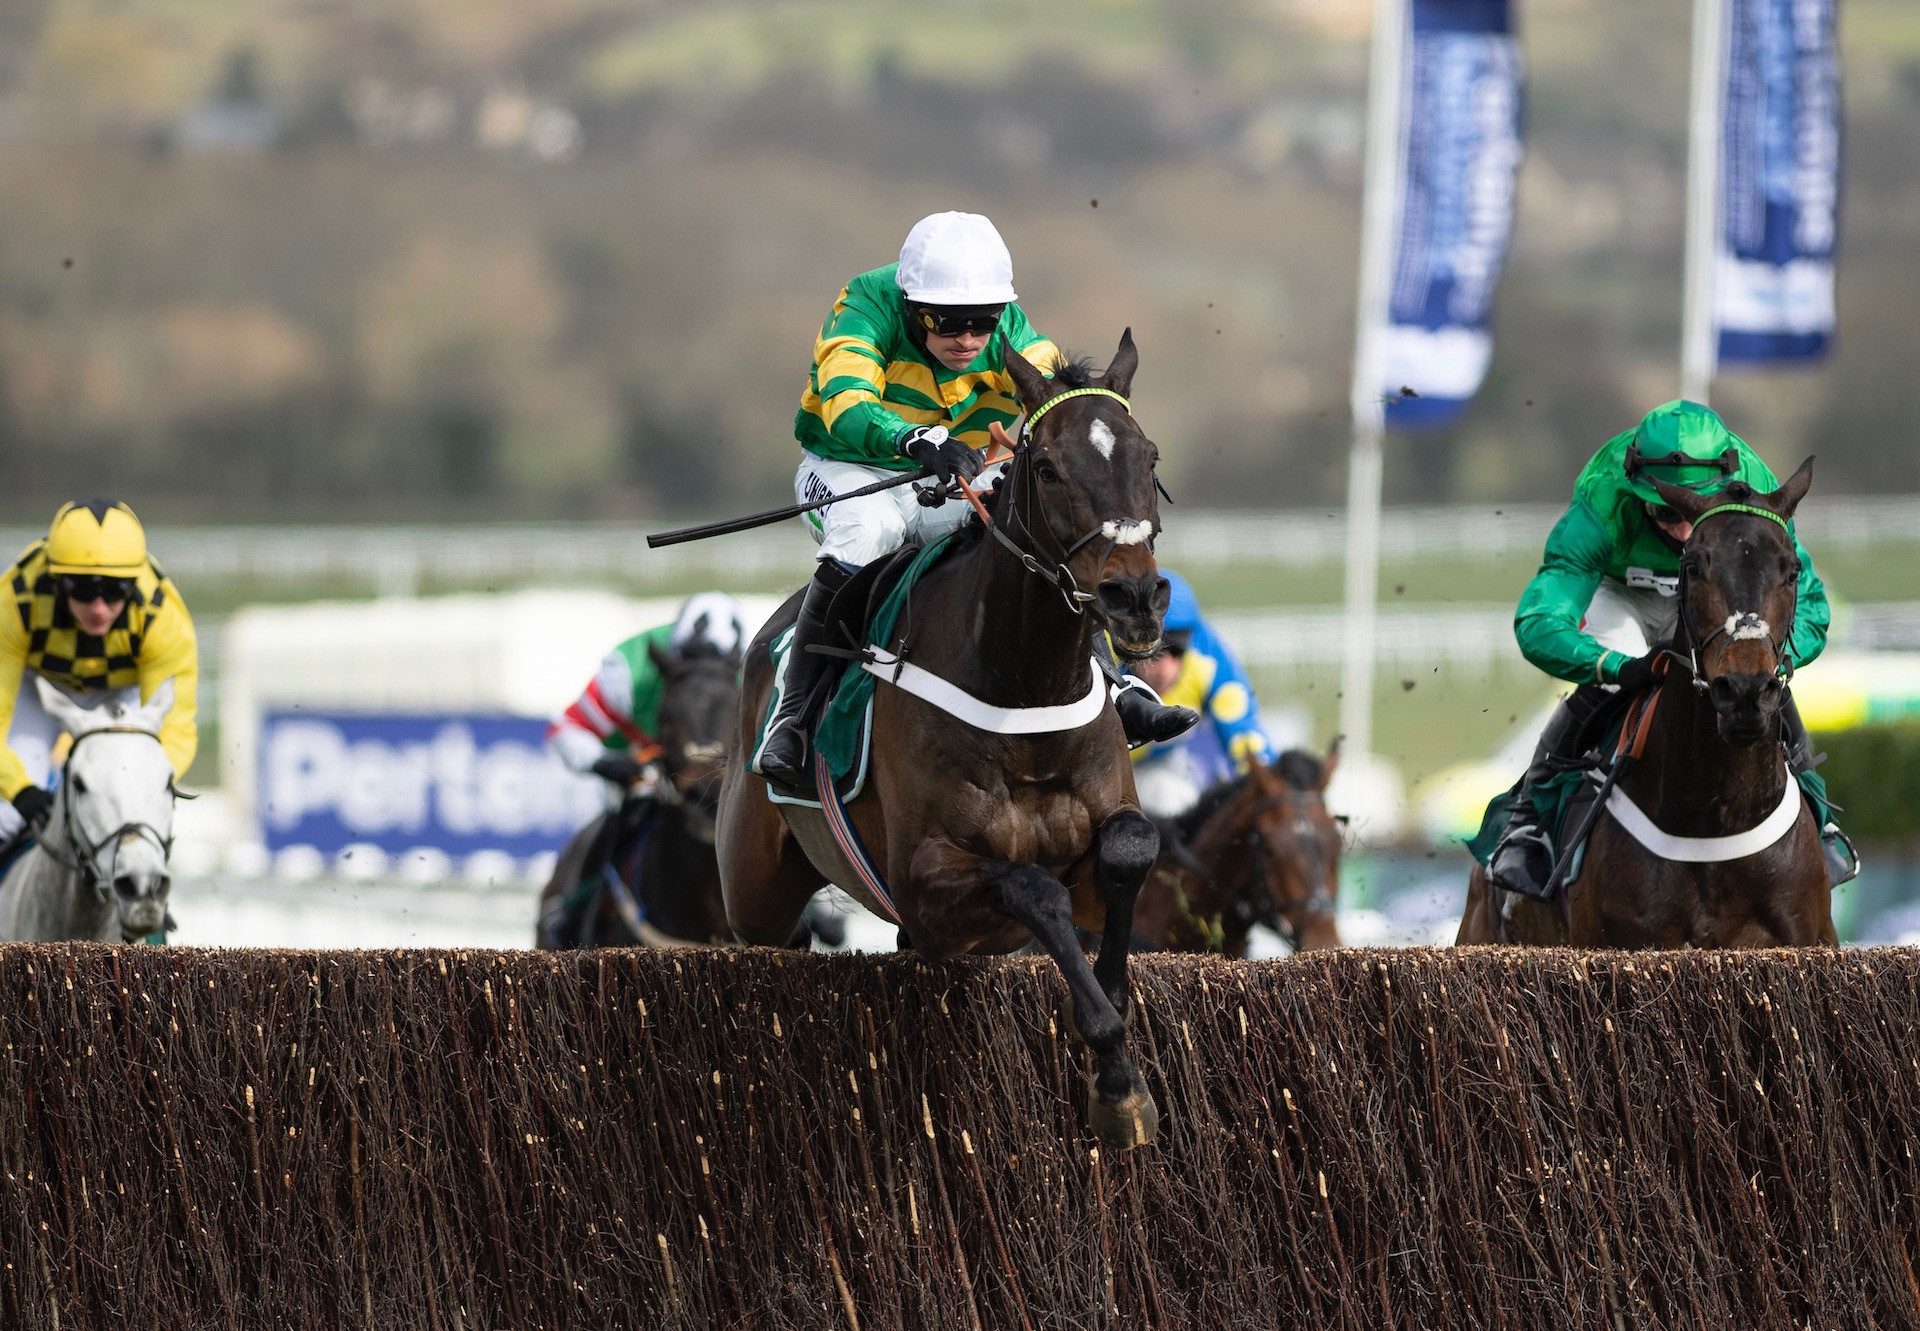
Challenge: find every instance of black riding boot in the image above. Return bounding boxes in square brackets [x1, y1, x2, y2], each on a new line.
[1100, 638, 1200, 747]
[1780, 692, 1860, 887]
[1489, 684, 1609, 899]
[757, 560, 855, 786]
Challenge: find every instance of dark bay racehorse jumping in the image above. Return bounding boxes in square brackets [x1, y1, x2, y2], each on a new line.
[718, 334, 1173, 1148]
[1459, 461, 1833, 947]
[1135, 746, 1344, 955]
[537, 645, 737, 947]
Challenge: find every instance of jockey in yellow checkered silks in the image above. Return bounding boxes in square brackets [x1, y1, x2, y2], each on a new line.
[0, 500, 199, 846]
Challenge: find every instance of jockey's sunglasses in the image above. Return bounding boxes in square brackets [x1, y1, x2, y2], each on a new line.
[58, 574, 135, 604]
[913, 304, 1006, 338]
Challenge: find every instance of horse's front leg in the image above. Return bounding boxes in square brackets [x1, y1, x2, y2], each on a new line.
[1090, 808, 1157, 1022]
[911, 838, 1159, 1150]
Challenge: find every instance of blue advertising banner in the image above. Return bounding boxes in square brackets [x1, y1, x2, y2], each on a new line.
[1717, 0, 1840, 363]
[258, 711, 603, 859]
[1381, 0, 1524, 427]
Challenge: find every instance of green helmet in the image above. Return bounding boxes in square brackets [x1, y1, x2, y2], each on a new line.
[1622, 400, 1744, 504]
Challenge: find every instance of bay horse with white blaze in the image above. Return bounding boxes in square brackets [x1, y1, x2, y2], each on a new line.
[718, 334, 1172, 1148]
[1458, 461, 1832, 947]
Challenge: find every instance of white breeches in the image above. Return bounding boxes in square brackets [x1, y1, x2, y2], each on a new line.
[1133, 747, 1205, 821]
[795, 453, 1007, 567]
[1582, 578, 1679, 661]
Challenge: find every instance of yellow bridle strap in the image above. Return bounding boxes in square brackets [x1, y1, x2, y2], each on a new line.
[1022, 387, 1131, 438]
[1695, 501, 1788, 532]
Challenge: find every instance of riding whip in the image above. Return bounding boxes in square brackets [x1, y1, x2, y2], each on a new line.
[646, 472, 927, 548]
[647, 446, 1010, 548]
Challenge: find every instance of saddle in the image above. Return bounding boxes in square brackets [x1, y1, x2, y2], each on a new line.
[819, 542, 926, 668]
[756, 535, 960, 803]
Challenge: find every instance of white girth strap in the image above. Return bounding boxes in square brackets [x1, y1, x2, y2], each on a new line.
[1603, 771, 1802, 862]
[861, 651, 1108, 734]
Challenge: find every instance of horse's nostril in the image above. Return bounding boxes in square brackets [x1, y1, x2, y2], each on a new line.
[111, 875, 140, 900]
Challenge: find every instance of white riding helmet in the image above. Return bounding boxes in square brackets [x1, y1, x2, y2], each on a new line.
[672, 592, 747, 659]
[895, 212, 1018, 306]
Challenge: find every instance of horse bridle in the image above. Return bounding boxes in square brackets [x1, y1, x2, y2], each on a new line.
[1171, 783, 1340, 948]
[1664, 502, 1797, 692]
[1239, 790, 1339, 942]
[984, 386, 1151, 616]
[38, 727, 176, 903]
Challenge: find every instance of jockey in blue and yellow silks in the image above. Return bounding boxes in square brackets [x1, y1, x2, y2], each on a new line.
[1125, 570, 1273, 818]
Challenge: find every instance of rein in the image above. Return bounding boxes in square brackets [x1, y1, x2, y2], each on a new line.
[39, 727, 175, 903]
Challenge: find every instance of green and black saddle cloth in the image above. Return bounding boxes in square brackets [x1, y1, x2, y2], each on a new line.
[1466, 691, 1840, 893]
[752, 532, 962, 808]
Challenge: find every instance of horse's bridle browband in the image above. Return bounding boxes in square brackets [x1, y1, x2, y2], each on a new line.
[1020, 386, 1130, 439]
[40, 726, 176, 902]
[992, 386, 1140, 615]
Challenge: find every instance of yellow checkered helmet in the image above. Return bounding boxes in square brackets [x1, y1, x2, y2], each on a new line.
[46, 499, 148, 576]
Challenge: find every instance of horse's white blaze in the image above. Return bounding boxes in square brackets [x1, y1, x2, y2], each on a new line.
[1088, 420, 1116, 461]
[1102, 519, 1154, 546]
[1727, 613, 1772, 641]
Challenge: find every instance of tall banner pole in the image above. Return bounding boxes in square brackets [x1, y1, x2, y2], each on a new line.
[1339, 0, 1408, 763]
[1681, 0, 1727, 402]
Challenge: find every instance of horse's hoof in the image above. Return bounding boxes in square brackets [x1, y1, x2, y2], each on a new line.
[1087, 1084, 1159, 1151]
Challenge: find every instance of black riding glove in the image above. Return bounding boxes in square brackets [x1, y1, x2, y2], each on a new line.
[1611, 650, 1662, 695]
[11, 785, 52, 830]
[896, 425, 982, 486]
[590, 753, 650, 788]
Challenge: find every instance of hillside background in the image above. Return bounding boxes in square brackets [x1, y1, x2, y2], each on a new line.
[2, 0, 1917, 522]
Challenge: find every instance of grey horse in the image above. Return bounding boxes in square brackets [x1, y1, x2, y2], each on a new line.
[0, 678, 179, 942]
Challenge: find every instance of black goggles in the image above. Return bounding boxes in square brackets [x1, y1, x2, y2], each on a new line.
[911, 303, 1006, 337]
[1623, 442, 1739, 481]
[58, 574, 135, 604]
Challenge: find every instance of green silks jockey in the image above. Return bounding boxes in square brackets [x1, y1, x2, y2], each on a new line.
[1489, 399, 1854, 898]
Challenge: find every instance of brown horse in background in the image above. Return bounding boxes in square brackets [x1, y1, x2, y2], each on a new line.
[1134, 746, 1345, 955]
[718, 334, 1173, 1148]
[1459, 461, 1833, 947]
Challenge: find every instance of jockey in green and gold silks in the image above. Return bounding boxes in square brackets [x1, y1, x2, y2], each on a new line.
[756, 211, 1195, 786]
[793, 268, 1061, 473]
[1490, 400, 1850, 898]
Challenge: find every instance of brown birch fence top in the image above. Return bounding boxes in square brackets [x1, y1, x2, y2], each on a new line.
[2, 943, 1916, 1330]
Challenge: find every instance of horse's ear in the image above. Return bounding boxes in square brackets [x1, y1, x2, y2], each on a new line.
[1763, 456, 1814, 520]
[648, 640, 678, 680]
[34, 677, 89, 735]
[1648, 476, 1715, 524]
[1103, 328, 1138, 398]
[1002, 338, 1053, 414]
[1318, 735, 1342, 790]
[136, 678, 175, 734]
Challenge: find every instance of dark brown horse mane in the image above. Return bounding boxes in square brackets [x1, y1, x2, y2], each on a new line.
[1171, 751, 1325, 841]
